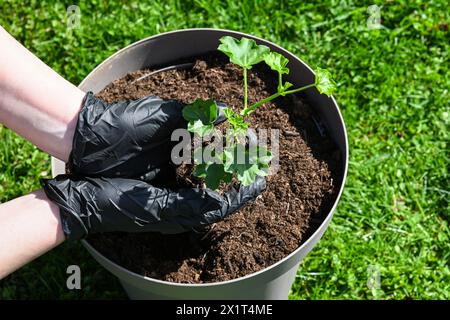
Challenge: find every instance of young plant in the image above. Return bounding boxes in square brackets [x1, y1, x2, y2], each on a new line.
[217, 36, 270, 112]
[182, 36, 337, 189]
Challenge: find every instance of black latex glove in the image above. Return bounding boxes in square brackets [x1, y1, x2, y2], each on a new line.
[41, 175, 265, 240]
[69, 92, 226, 182]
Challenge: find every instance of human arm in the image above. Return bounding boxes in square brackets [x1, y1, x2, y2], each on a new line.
[0, 25, 79, 279]
[0, 189, 65, 279]
[0, 25, 85, 162]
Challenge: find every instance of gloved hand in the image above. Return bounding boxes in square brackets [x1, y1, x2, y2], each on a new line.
[41, 175, 266, 240]
[45, 92, 267, 239]
[68, 92, 226, 182]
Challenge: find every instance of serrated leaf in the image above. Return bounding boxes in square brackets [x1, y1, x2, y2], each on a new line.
[222, 107, 249, 135]
[218, 36, 270, 69]
[183, 98, 218, 130]
[315, 67, 337, 97]
[264, 52, 290, 74]
[187, 119, 214, 137]
[222, 144, 254, 171]
[279, 81, 294, 95]
[223, 144, 272, 186]
[193, 150, 232, 190]
[238, 164, 267, 186]
[222, 107, 235, 120]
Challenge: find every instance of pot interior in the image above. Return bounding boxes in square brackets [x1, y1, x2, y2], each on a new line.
[52, 29, 348, 287]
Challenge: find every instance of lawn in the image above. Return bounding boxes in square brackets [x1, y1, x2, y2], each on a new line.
[0, 0, 448, 299]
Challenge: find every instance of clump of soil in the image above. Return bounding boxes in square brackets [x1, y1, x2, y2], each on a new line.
[88, 52, 342, 283]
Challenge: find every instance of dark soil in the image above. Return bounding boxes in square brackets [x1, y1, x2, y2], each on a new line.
[88, 52, 342, 283]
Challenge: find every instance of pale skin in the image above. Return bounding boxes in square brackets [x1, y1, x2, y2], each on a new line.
[0, 25, 86, 279]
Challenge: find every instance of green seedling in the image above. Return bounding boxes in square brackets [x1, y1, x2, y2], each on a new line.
[183, 36, 337, 189]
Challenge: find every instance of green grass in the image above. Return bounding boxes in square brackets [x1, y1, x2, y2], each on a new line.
[0, 0, 448, 299]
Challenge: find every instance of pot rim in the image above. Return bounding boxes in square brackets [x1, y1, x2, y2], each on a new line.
[79, 27, 349, 287]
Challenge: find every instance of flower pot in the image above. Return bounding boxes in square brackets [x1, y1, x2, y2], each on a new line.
[51, 28, 348, 300]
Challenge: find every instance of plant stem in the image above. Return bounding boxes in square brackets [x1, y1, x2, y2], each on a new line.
[282, 83, 316, 95]
[244, 92, 281, 116]
[277, 72, 282, 92]
[243, 67, 248, 111]
[243, 83, 316, 117]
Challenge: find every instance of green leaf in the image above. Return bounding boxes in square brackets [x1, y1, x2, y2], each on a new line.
[193, 147, 204, 165]
[187, 119, 214, 137]
[222, 107, 235, 120]
[223, 144, 272, 186]
[183, 99, 218, 136]
[222, 107, 249, 135]
[192, 149, 232, 190]
[183, 98, 217, 124]
[218, 36, 270, 69]
[315, 67, 337, 97]
[193, 161, 233, 190]
[279, 81, 294, 95]
[264, 52, 290, 74]
[238, 163, 268, 186]
[222, 171, 233, 184]
[255, 146, 272, 165]
[193, 163, 207, 178]
[205, 163, 231, 190]
[194, 146, 223, 167]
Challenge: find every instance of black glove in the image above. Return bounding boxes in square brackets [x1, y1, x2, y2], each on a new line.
[69, 92, 226, 182]
[41, 175, 266, 240]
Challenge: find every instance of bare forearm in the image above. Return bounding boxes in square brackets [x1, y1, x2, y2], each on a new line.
[0, 25, 85, 162]
[0, 189, 65, 279]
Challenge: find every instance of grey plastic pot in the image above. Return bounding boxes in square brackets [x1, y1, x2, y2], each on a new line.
[51, 28, 348, 300]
